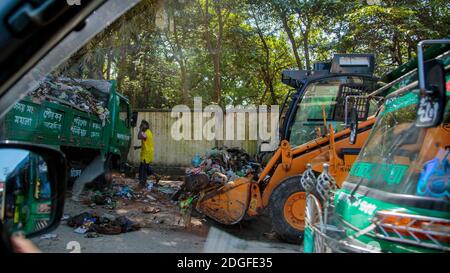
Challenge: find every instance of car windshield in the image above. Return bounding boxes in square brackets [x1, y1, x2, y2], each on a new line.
[347, 73, 450, 201]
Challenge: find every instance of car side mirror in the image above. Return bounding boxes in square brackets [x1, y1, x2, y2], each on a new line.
[415, 39, 449, 128]
[130, 111, 138, 128]
[0, 142, 67, 239]
[343, 96, 367, 145]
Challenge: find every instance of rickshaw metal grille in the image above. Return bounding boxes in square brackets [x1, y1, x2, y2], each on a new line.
[316, 165, 337, 202]
[300, 164, 316, 193]
[371, 211, 450, 252]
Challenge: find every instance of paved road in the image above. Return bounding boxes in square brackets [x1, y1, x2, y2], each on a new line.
[33, 224, 207, 253]
[33, 224, 301, 253]
[32, 183, 301, 253]
[33, 223, 301, 253]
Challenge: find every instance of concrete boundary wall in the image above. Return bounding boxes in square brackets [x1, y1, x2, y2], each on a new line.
[127, 110, 260, 167]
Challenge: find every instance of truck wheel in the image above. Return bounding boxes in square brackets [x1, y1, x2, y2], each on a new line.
[269, 176, 306, 244]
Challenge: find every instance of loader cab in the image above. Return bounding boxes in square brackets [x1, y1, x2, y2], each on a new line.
[304, 41, 450, 253]
[280, 54, 379, 148]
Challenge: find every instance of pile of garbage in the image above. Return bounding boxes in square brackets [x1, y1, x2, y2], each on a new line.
[29, 76, 110, 124]
[114, 185, 136, 200]
[90, 191, 117, 210]
[177, 147, 260, 198]
[87, 183, 142, 208]
[67, 212, 140, 236]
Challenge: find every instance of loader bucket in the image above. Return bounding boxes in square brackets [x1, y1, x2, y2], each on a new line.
[196, 177, 252, 225]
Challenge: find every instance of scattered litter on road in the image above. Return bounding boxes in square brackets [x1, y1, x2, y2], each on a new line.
[68, 212, 95, 228]
[40, 234, 59, 240]
[146, 194, 157, 201]
[147, 181, 154, 192]
[113, 216, 141, 233]
[91, 191, 116, 207]
[115, 185, 135, 200]
[157, 186, 176, 195]
[263, 232, 278, 240]
[74, 227, 89, 234]
[179, 196, 196, 228]
[68, 212, 140, 235]
[68, 173, 209, 235]
[85, 232, 102, 238]
[142, 206, 161, 214]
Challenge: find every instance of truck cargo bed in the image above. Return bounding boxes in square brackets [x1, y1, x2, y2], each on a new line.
[1, 96, 104, 149]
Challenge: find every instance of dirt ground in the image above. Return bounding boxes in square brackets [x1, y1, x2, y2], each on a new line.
[32, 174, 301, 253]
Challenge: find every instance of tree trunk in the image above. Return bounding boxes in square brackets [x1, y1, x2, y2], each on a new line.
[301, 21, 311, 71]
[172, 14, 190, 104]
[397, 39, 403, 65]
[391, 34, 402, 66]
[213, 1, 223, 105]
[117, 46, 128, 91]
[198, 0, 223, 105]
[252, 10, 274, 105]
[280, 10, 302, 70]
[142, 51, 150, 108]
[106, 49, 112, 80]
[180, 64, 190, 104]
[212, 53, 222, 104]
[407, 43, 413, 60]
[302, 33, 311, 71]
[269, 79, 277, 105]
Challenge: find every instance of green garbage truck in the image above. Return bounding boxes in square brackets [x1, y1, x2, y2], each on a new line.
[303, 39, 450, 253]
[0, 77, 135, 188]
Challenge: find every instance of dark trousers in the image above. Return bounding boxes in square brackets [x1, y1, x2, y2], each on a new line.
[139, 161, 155, 185]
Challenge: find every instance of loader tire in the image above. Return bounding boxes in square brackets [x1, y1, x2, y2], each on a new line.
[270, 176, 306, 244]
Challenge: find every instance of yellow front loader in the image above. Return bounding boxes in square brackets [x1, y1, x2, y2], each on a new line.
[195, 54, 385, 243]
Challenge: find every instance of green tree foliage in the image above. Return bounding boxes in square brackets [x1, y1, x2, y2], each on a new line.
[56, 0, 449, 109]
[337, 0, 450, 74]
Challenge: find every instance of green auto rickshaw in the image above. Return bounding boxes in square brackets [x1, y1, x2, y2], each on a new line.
[303, 39, 450, 253]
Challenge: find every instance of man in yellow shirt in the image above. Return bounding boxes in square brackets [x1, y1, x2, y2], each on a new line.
[136, 120, 159, 186]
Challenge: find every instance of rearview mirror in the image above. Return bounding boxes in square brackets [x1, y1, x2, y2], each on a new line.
[342, 95, 367, 145]
[0, 142, 66, 239]
[415, 39, 449, 128]
[130, 111, 138, 127]
[348, 106, 358, 145]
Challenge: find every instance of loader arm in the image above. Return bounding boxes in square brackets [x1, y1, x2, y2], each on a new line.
[257, 140, 291, 183]
[259, 116, 376, 207]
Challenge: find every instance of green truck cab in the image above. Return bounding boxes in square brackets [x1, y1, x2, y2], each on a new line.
[0, 78, 134, 185]
[303, 40, 450, 253]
